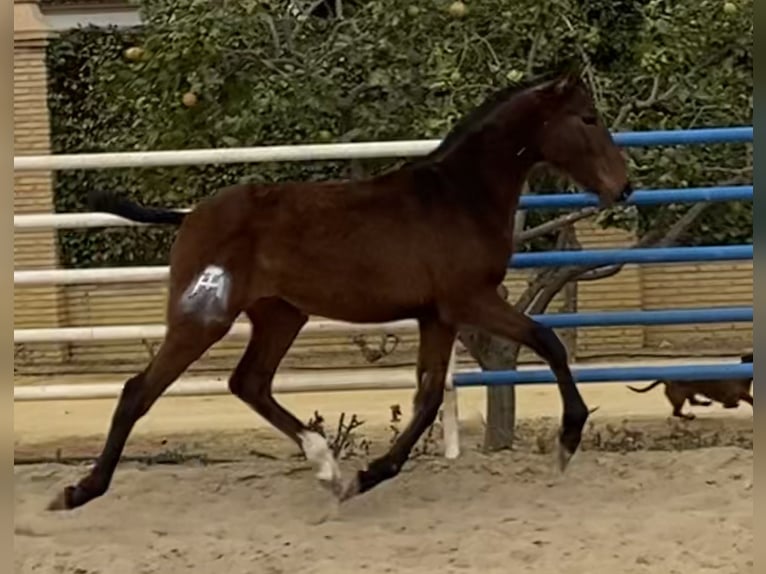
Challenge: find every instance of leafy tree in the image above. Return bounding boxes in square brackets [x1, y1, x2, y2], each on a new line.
[46, 0, 752, 448]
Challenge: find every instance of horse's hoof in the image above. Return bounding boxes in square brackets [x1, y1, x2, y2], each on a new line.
[557, 442, 574, 472]
[46, 488, 73, 511]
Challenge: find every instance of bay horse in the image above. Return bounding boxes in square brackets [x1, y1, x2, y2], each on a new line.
[48, 71, 632, 511]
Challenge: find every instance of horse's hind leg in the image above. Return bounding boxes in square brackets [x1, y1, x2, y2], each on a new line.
[228, 298, 344, 493]
[447, 290, 588, 471]
[47, 317, 231, 511]
[342, 316, 455, 500]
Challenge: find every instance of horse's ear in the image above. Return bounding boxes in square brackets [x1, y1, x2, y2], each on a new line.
[547, 57, 583, 95]
[551, 72, 579, 95]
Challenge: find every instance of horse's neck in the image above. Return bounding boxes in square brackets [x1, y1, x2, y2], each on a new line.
[435, 131, 536, 228]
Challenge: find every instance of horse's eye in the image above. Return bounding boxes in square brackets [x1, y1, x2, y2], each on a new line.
[582, 115, 598, 126]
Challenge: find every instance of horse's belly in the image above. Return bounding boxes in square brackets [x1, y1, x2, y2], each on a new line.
[270, 258, 431, 323]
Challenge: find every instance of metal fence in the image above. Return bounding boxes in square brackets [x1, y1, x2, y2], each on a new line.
[13, 125, 754, 459]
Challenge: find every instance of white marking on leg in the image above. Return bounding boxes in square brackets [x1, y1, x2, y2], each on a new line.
[180, 265, 231, 323]
[299, 431, 341, 484]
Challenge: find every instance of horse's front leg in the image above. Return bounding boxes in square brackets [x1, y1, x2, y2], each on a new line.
[341, 316, 455, 500]
[447, 288, 590, 471]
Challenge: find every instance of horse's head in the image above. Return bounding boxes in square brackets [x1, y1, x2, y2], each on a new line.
[528, 73, 632, 207]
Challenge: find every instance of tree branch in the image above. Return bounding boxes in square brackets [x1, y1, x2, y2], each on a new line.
[257, 13, 282, 55]
[515, 207, 599, 244]
[636, 76, 660, 108]
[537, 202, 711, 293]
[525, 226, 580, 314]
[525, 30, 542, 77]
[576, 263, 623, 282]
[610, 75, 678, 130]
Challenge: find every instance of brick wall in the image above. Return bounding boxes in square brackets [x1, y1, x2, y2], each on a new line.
[572, 219, 644, 358]
[14, 1, 64, 368]
[641, 261, 752, 352]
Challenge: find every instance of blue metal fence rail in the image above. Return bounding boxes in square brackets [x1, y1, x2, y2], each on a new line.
[613, 126, 752, 146]
[509, 245, 752, 268]
[520, 185, 752, 210]
[530, 306, 752, 329]
[454, 363, 753, 387]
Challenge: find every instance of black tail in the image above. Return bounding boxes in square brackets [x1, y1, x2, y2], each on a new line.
[626, 380, 665, 394]
[87, 190, 186, 226]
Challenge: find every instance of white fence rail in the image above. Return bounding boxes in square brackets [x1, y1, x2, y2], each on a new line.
[14, 127, 752, 172]
[14, 319, 415, 343]
[14, 140, 439, 171]
[13, 357, 733, 403]
[13, 212, 176, 230]
[14, 370, 418, 402]
[15, 266, 167, 285]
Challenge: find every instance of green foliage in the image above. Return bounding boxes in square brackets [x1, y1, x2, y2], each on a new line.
[47, 0, 753, 267]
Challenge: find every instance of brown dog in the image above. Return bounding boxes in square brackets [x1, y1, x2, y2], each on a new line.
[627, 352, 753, 420]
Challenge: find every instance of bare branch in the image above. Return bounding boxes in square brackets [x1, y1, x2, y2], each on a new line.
[515, 207, 599, 244]
[257, 13, 282, 54]
[635, 76, 660, 108]
[291, 0, 328, 38]
[513, 268, 557, 311]
[540, 202, 711, 293]
[577, 263, 623, 282]
[526, 225, 579, 314]
[557, 13, 600, 104]
[525, 30, 542, 77]
[610, 104, 632, 132]
[655, 202, 709, 247]
[610, 75, 678, 130]
[516, 225, 581, 315]
[554, 224, 574, 250]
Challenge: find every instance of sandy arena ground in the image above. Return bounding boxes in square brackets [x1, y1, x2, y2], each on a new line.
[14, 377, 753, 574]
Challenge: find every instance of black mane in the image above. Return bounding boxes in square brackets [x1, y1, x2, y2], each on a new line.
[426, 72, 559, 160]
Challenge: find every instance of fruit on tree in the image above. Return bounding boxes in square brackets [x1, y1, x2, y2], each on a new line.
[182, 92, 198, 107]
[124, 46, 144, 62]
[448, 1, 467, 18]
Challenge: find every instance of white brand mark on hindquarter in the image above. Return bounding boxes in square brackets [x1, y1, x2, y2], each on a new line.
[299, 431, 341, 483]
[180, 265, 231, 321]
[191, 266, 227, 298]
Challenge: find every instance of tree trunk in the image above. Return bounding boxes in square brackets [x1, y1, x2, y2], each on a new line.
[456, 324, 521, 452]
[483, 357, 519, 451]
[561, 263, 578, 359]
